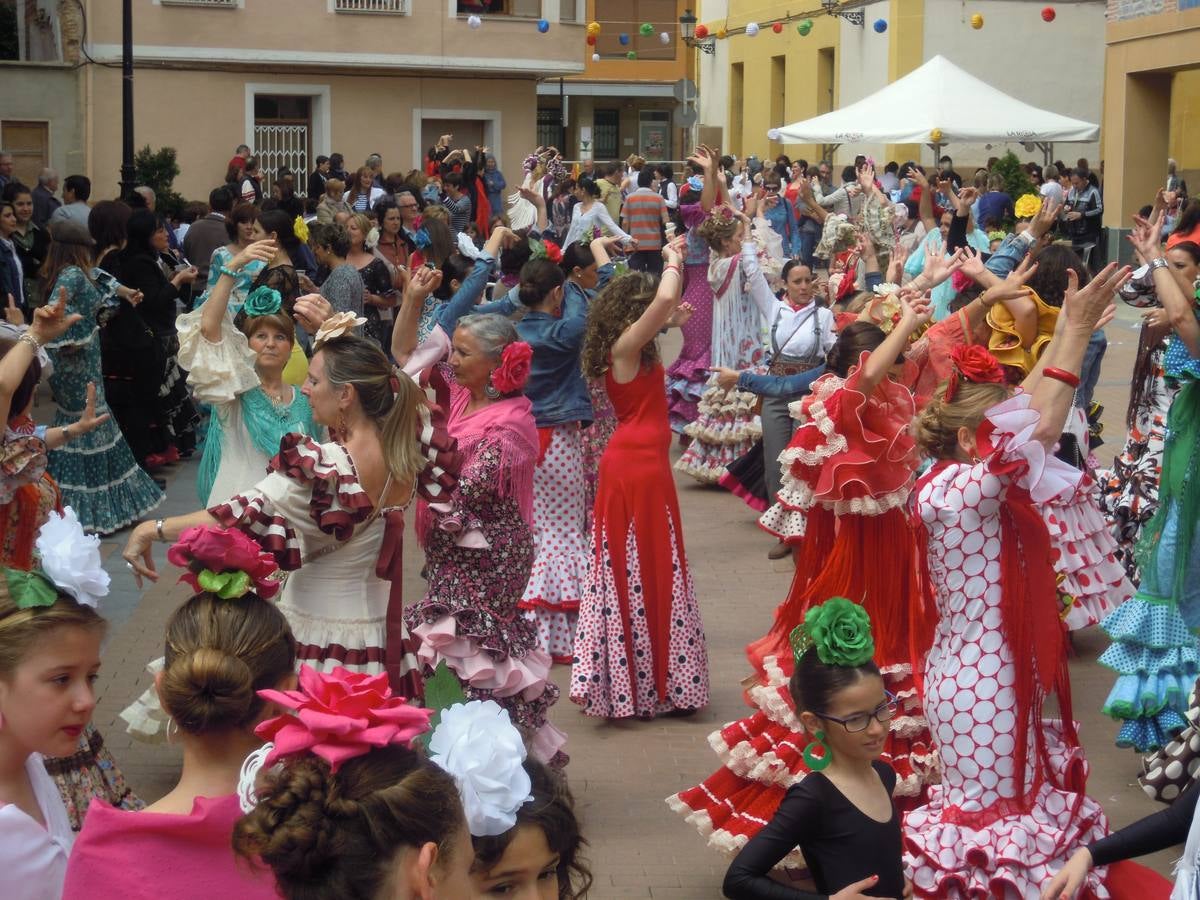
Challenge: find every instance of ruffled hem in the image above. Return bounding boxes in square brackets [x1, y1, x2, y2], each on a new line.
[718, 469, 769, 512]
[675, 383, 762, 484]
[1101, 597, 1196, 649]
[282, 601, 392, 676]
[520, 547, 588, 612]
[522, 607, 577, 664]
[50, 449, 164, 536]
[904, 779, 1109, 899]
[1044, 485, 1134, 628]
[410, 614, 554, 702]
[665, 785, 808, 868]
[175, 306, 261, 405]
[1117, 708, 1189, 751]
[979, 393, 1085, 504]
[270, 434, 373, 538]
[756, 500, 807, 540]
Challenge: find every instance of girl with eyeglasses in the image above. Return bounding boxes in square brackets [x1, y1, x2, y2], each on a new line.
[721, 598, 907, 900]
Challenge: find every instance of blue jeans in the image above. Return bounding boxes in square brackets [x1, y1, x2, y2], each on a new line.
[1075, 329, 1107, 409]
[798, 230, 818, 268]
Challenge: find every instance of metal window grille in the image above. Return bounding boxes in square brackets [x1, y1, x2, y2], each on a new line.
[253, 124, 310, 197]
[334, 0, 410, 13]
[160, 0, 238, 7]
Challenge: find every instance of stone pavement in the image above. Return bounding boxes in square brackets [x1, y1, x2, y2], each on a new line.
[86, 300, 1178, 899]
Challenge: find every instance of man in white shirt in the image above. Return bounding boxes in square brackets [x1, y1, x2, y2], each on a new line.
[1039, 164, 1065, 207]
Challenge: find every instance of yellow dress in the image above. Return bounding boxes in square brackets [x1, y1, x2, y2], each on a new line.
[987, 288, 1059, 376]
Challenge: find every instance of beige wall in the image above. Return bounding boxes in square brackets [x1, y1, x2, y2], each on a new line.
[87, 67, 539, 202]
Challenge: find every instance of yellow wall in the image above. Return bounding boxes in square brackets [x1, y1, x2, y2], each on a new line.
[885, 0, 925, 163]
[721, 3, 842, 163]
[573, 0, 691, 85]
[1102, 4, 1200, 226]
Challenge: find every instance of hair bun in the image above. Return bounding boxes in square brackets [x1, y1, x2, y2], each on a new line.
[160, 646, 256, 733]
[235, 758, 340, 880]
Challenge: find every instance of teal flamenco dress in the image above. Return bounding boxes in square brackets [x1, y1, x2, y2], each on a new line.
[1100, 302, 1200, 751]
[45, 266, 164, 534]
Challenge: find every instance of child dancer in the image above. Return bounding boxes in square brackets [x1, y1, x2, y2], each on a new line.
[904, 263, 1130, 896]
[671, 299, 937, 856]
[0, 512, 110, 899]
[722, 597, 907, 899]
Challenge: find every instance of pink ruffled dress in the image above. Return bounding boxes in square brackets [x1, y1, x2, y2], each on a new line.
[905, 393, 1110, 897]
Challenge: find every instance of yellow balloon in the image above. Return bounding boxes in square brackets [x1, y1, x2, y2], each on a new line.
[930, 128, 943, 142]
[970, 13, 984, 28]
[717, 27, 728, 39]
[586, 21, 601, 36]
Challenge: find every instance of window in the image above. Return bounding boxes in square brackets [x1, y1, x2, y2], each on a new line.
[0, 121, 49, 187]
[559, 0, 582, 22]
[254, 95, 312, 196]
[160, 0, 238, 7]
[457, 0, 541, 15]
[594, 0, 676, 60]
[593, 109, 619, 161]
[537, 107, 562, 152]
[0, 1, 63, 61]
[638, 110, 670, 159]
[334, 0, 410, 13]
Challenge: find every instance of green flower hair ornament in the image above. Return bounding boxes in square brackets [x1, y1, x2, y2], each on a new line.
[789, 596, 876, 667]
[196, 569, 253, 600]
[243, 286, 283, 317]
[4, 567, 58, 610]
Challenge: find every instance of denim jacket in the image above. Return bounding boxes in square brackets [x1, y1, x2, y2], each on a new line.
[441, 259, 614, 428]
[737, 363, 825, 399]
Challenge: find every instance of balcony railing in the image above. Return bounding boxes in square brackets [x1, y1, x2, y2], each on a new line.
[334, 0, 411, 13]
[160, 0, 238, 7]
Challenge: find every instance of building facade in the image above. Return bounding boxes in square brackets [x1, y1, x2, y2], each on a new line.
[694, 0, 1103, 173]
[1102, 0, 1200, 230]
[2, 0, 587, 202]
[537, 0, 696, 164]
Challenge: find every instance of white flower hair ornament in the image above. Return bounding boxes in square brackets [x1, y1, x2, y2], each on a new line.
[35, 507, 110, 608]
[313, 311, 368, 349]
[365, 226, 381, 251]
[429, 700, 534, 837]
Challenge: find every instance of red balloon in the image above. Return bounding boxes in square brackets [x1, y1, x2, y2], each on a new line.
[1041, 5, 1056, 19]
[586, 34, 596, 45]
[694, 23, 709, 38]
[772, 22, 784, 33]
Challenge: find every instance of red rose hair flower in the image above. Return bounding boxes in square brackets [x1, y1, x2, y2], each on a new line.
[256, 665, 433, 772]
[166, 525, 281, 600]
[492, 341, 533, 394]
[944, 344, 1005, 403]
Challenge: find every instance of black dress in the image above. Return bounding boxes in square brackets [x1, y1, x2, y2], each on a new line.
[357, 257, 395, 351]
[722, 761, 905, 900]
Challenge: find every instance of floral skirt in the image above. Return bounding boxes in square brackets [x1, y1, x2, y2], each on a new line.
[674, 378, 762, 485]
[43, 723, 143, 831]
[519, 426, 589, 664]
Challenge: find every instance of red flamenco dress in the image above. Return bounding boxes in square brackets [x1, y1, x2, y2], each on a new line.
[668, 356, 938, 862]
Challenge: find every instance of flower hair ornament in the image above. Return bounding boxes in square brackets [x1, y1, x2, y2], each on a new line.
[365, 226, 381, 251]
[490, 341, 534, 396]
[313, 311, 368, 349]
[944, 344, 1005, 403]
[5, 507, 111, 611]
[242, 285, 283, 318]
[167, 525, 281, 600]
[529, 238, 563, 264]
[1014, 194, 1043, 220]
[292, 216, 309, 245]
[428, 699, 535, 837]
[237, 665, 434, 813]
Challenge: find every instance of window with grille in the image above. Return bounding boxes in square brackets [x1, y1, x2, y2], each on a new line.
[457, 0, 541, 15]
[593, 109, 619, 161]
[537, 107, 562, 151]
[253, 95, 312, 197]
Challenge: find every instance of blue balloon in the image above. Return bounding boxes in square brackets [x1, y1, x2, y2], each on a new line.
[619, 32, 630, 45]
[873, 18, 888, 32]
[537, 19, 550, 33]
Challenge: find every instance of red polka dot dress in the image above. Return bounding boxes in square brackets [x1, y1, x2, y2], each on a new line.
[905, 394, 1110, 898]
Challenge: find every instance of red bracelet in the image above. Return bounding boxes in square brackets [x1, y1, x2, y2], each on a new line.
[1043, 367, 1081, 388]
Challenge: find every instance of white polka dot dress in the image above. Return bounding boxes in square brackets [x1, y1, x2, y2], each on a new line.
[519, 425, 589, 663]
[904, 394, 1110, 898]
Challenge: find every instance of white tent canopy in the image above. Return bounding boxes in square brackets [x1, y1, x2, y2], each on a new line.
[769, 55, 1098, 146]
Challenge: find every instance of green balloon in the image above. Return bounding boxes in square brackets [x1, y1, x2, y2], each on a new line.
[798, 19, 813, 35]
[626, 50, 638, 59]
[639, 22, 654, 36]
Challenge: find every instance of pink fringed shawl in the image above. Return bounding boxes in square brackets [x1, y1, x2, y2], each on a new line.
[446, 387, 538, 524]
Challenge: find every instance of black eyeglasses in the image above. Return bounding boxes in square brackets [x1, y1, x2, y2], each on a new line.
[817, 692, 899, 733]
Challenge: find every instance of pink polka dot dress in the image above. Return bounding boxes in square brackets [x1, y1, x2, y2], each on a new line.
[905, 394, 1110, 898]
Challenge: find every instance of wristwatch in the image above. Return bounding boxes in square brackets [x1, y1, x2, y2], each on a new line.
[1149, 257, 1169, 273]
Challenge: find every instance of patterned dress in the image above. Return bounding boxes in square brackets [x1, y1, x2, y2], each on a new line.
[44, 266, 163, 534]
[192, 245, 265, 314]
[571, 363, 710, 719]
[406, 389, 566, 766]
[665, 202, 715, 432]
[905, 393, 1109, 897]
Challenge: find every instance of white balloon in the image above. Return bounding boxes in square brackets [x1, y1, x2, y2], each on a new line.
[467, 14, 481, 28]
[659, 31, 671, 44]
[592, 52, 600, 62]
[746, 21, 760, 36]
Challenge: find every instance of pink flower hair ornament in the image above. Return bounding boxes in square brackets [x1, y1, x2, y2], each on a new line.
[492, 341, 534, 394]
[167, 525, 281, 600]
[255, 665, 433, 773]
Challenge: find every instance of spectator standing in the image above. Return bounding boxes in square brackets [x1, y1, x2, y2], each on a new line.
[183, 187, 235, 289]
[441, 172, 473, 238]
[598, 162, 624, 224]
[0, 201, 23, 311]
[0, 152, 12, 193]
[366, 153, 384, 188]
[307, 155, 330, 199]
[937, 154, 963, 189]
[759, 174, 798, 258]
[315, 177, 350, 225]
[482, 156, 507, 222]
[8, 184, 49, 311]
[1167, 157, 1189, 202]
[310, 222, 364, 322]
[976, 173, 1014, 229]
[238, 158, 263, 204]
[1040, 163, 1065, 207]
[621, 168, 669, 275]
[49, 175, 91, 229]
[227, 144, 250, 180]
[344, 166, 385, 213]
[879, 161, 901, 195]
[32, 168, 60, 227]
[328, 152, 348, 184]
[1063, 166, 1103, 254]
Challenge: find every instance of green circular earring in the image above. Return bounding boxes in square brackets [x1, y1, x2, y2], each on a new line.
[802, 729, 832, 771]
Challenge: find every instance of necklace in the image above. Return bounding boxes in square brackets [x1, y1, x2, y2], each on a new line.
[261, 384, 288, 405]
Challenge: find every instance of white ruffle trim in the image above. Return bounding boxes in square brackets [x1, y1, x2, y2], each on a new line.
[176, 306, 261, 405]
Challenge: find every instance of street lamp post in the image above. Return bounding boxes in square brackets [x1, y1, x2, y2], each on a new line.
[678, 8, 715, 54]
[119, 0, 137, 201]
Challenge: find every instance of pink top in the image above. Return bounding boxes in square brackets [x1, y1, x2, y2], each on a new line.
[62, 794, 277, 900]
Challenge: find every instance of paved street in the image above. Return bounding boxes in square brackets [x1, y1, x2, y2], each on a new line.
[79, 300, 1178, 898]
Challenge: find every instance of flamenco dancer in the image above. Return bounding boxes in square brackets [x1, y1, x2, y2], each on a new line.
[670, 297, 937, 857]
[904, 263, 1130, 897]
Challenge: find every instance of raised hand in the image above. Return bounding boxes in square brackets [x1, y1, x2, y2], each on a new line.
[405, 264, 443, 304]
[75, 382, 111, 434]
[900, 293, 933, 328]
[1030, 196, 1062, 239]
[955, 187, 979, 216]
[231, 239, 277, 271]
[5, 293, 22, 326]
[958, 246, 988, 281]
[1128, 210, 1165, 264]
[885, 243, 909, 284]
[687, 145, 716, 173]
[665, 302, 694, 329]
[1061, 262, 1132, 333]
[30, 288, 81, 345]
[122, 521, 160, 589]
[984, 255, 1038, 303]
[292, 293, 334, 334]
[922, 243, 966, 288]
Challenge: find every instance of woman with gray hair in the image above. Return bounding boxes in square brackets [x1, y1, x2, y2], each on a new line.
[398, 259, 567, 767]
